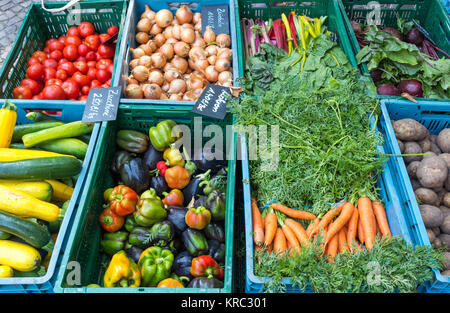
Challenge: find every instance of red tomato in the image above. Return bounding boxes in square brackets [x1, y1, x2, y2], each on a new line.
[42, 85, 66, 100]
[49, 50, 63, 61]
[13, 86, 33, 99]
[58, 36, 66, 45]
[58, 58, 69, 65]
[63, 44, 79, 61]
[97, 44, 115, 59]
[81, 85, 90, 95]
[67, 26, 80, 37]
[32, 94, 43, 100]
[73, 60, 88, 74]
[78, 22, 95, 38]
[107, 26, 119, 36]
[78, 95, 89, 101]
[27, 57, 41, 67]
[43, 47, 51, 54]
[45, 38, 58, 47]
[87, 67, 97, 80]
[31, 51, 47, 63]
[55, 69, 68, 81]
[43, 67, 57, 81]
[87, 60, 97, 68]
[20, 79, 42, 95]
[96, 58, 113, 70]
[105, 78, 112, 87]
[43, 58, 58, 69]
[85, 51, 97, 61]
[45, 78, 63, 87]
[62, 80, 80, 99]
[72, 71, 90, 87]
[90, 79, 102, 89]
[95, 52, 102, 61]
[75, 56, 87, 63]
[58, 62, 76, 76]
[26, 63, 44, 80]
[96, 69, 110, 83]
[48, 40, 65, 52]
[78, 43, 91, 56]
[84, 35, 101, 51]
[65, 35, 82, 47]
[108, 63, 114, 75]
[99, 33, 111, 43]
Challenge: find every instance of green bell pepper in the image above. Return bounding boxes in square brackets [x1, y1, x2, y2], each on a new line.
[100, 231, 129, 256]
[116, 130, 149, 153]
[125, 214, 138, 232]
[134, 197, 167, 227]
[138, 246, 174, 287]
[148, 120, 180, 152]
[205, 191, 226, 221]
[181, 228, 209, 257]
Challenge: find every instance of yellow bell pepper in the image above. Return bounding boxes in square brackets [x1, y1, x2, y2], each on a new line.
[104, 250, 141, 287]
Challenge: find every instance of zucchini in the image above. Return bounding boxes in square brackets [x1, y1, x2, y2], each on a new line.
[0, 148, 73, 162]
[48, 200, 69, 233]
[45, 180, 73, 202]
[0, 265, 13, 277]
[77, 134, 91, 144]
[0, 185, 60, 222]
[0, 230, 10, 240]
[0, 240, 41, 271]
[0, 179, 53, 202]
[8, 143, 27, 149]
[0, 210, 53, 251]
[26, 112, 61, 123]
[12, 121, 64, 143]
[13, 266, 46, 277]
[22, 121, 94, 148]
[37, 138, 88, 159]
[0, 156, 83, 180]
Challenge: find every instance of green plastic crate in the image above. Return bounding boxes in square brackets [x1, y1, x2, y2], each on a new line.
[337, 0, 450, 101]
[0, 0, 128, 103]
[53, 104, 237, 293]
[235, 0, 360, 73]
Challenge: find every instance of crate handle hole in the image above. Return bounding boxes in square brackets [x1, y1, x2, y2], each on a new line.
[25, 109, 63, 116]
[167, 2, 198, 10]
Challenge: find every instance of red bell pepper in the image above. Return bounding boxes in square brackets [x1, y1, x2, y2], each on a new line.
[108, 185, 139, 216]
[185, 206, 211, 230]
[162, 189, 184, 207]
[99, 206, 125, 232]
[190, 255, 222, 279]
[164, 165, 191, 190]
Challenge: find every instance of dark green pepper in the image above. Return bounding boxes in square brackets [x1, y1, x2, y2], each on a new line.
[204, 223, 225, 243]
[100, 231, 129, 256]
[116, 130, 149, 153]
[161, 238, 182, 256]
[124, 214, 138, 232]
[205, 191, 226, 221]
[128, 227, 153, 249]
[111, 150, 134, 175]
[134, 197, 166, 227]
[188, 277, 224, 288]
[149, 120, 180, 152]
[207, 240, 225, 264]
[128, 221, 174, 249]
[181, 228, 209, 257]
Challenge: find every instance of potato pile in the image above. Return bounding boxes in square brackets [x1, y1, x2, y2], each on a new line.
[393, 118, 450, 276]
[125, 5, 233, 101]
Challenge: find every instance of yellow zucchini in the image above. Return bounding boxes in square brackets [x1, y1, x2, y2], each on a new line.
[0, 180, 53, 202]
[0, 185, 59, 222]
[45, 179, 73, 202]
[0, 265, 13, 278]
[0, 101, 17, 148]
[0, 240, 41, 272]
[0, 148, 74, 162]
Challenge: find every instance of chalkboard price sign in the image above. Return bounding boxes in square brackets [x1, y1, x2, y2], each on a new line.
[201, 4, 230, 35]
[82, 86, 122, 123]
[191, 84, 231, 120]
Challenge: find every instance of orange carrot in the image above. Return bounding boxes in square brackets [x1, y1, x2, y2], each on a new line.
[252, 198, 265, 246]
[324, 202, 355, 246]
[264, 211, 277, 246]
[357, 217, 365, 244]
[372, 200, 392, 239]
[358, 197, 376, 251]
[285, 218, 309, 246]
[273, 228, 287, 257]
[271, 203, 316, 220]
[347, 208, 359, 251]
[326, 233, 339, 263]
[267, 242, 273, 254]
[306, 218, 320, 237]
[309, 203, 344, 238]
[338, 227, 349, 253]
[280, 222, 301, 255]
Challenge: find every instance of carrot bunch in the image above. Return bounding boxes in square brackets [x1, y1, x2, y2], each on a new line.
[252, 197, 392, 263]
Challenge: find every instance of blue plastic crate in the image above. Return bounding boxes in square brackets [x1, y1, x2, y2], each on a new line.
[114, 0, 240, 106]
[241, 109, 429, 293]
[0, 101, 100, 293]
[443, 0, 450, 13]
[379, 99, 450, 293]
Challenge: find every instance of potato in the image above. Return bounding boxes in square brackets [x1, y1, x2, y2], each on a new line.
[416, 155, 448, 188]
[433, 237, 443, 249]
[441, 206, 450, 218]
[430, 134, 437, 144]
[427, 228, 436, 243]
[393, 118, 429, 141]
[439, 233, 450, 249]
[403, 141, 423, 163]
[437, 128, 450, 153]
[439, 153, 450, 169]
[419, 204, 444, 228]
[410, 178, 422, 191]
[407, 161, 421, 179]
[442, 270, 450, 276]
[445, 176, 450, 192]
[441, 214, 450, 234]
[443, 193, 450, 208]
[432, 226, 441, 237]
[418, 138, 432, 153]
[415, 188, 440, 206]
[431, 142, 442, 155]
[397, 139, 405, 153]
[443, 252, 450, 271]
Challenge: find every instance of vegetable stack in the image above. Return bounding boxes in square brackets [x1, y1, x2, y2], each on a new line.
[0, 103, 90, 278]
[96, 120, 228, 288]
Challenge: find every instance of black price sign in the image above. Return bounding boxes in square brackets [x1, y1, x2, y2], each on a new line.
[201, 4, 230, 35]
[82, 86, 121, 123]
[191, 84, 230, 120]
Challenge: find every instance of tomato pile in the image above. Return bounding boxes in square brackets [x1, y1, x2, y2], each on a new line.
[13, 22, 119, 101]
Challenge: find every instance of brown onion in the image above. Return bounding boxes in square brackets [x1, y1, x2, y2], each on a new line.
[137, 18, 152, 33]
[160, 93, 169, 100]
[150, 23, 163, 36]
[129, 58, 139, 70]
[203, 26, 216, 43]
[187, 77, 203, 90]
[194, 22, 202, 33]
[130, 47, 145, 59]
[151, 52, 166, 68]
[161, 81, 170, 93]
[173, 41, 190, 58]
[172, 56, 189, 73]
[127, 75, 139, 85]
[193, 12, 201, 24]
[189, 46, 207, 60]
[182, 23, 194, 30]
[169, 93, 182, 101]
[154, 33, 166, 47]
[166, 37, 178, 45]
[217, 48, 232, 60]
[205, 45, 218, 56]
[172, 24, 182, 40]
[155, 9, 173, 28]
[163, 26, 174, 39]
[218, 71, 233, 86]
[135, 32, 150, 44]
[125, 84, 143, 99]
[183, 90, 195, 101]
[138, 55, 152, 68]
[143, 83, 163, 99]
[215, 57, 231, 72]
[180, 27, 195, 44]
[195, 58, 209, 72]
[164, 68, 182, 83]
[159, 43, 174, 60]
[168, 79, 187, 94]
[148, 70, 164, 86]
[191, 88, 203, 100]
[132, 65, 150, 82]
[139, 43, 154, 55]
[176, 5, 193, 24]
[193, 33, 206, 47]
[142, 5, 156, 20]
[207, 55, 217, 65]
[204, 65, 218, 82]
[216, 33, 231, 47]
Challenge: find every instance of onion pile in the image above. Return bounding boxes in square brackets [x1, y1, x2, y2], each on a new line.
[126, 5, 233, 100]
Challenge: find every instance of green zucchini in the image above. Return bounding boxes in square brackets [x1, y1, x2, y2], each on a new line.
[22, 121, 94, 148]
[0, 210, 53, 251]
[0, 230, 10, 240]
[8, 143, 27, 149]
[26, 112, 61, 123]
[14, 266, 46, 277]
[77, 134, 91, 144]
[37, 138, 88, 159]
[0, 156, 83, 180]
[12, 121, 64, 143]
